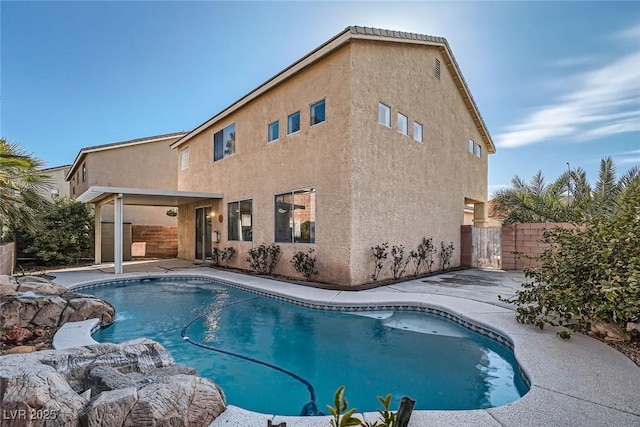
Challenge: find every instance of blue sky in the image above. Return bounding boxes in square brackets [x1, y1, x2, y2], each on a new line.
[2, 1, 638, 195]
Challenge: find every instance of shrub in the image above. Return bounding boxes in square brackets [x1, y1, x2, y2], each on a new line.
[211, 247, 236, 268]
[24, 197, 93, 265]
[371, 242, 389, 281]
[390, 245, 409, 280]
[327, 386, 404, 427]
[409, 237, 436, 276]
[247, 243, 281, 275]
[291, 248, 318, 281]
[439, 241, 454, 270]
[499, 187, 640, 338]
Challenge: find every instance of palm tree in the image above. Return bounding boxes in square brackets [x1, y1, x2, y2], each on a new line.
[492, 157, 639, 224]
[0, 138, 51, 239]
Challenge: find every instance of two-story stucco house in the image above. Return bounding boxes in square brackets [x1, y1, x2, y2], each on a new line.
[68, 132, 186, 261]
[40, 165, 72, 200]
[166, 26, 495, 286]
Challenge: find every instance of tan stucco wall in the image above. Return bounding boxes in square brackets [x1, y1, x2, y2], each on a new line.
[177, 45, 353, 284]
[41, 166, 71, 199]
[73, 137, 180, 226]
[348, 40, 489, 284]
[176, 39, 491, 286]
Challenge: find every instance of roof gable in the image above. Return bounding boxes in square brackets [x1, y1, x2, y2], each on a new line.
[171, 26, 494, 154]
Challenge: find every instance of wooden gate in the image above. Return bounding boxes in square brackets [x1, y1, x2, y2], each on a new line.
[472, 227, 502, 269]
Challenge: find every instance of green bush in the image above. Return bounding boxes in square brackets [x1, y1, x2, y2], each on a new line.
[24, 197, 93, 265]
[500, 187, 640, 336]
[409, 237, 436, 276]
[211, 246, 236, 268]
[246, 243, 281, 275]
[291, 248, 318, 281]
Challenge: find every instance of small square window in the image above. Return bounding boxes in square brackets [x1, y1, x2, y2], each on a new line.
[310, 99, 326, 126]
[378, 102, 391, 127]
[413, 122, 423, 142]
[398, 113, 408, 135]
[287, 111, 300, 134]
[469, 139, 475, 154]
[268, 121, 279, 142]
[477, 144, 482, 158]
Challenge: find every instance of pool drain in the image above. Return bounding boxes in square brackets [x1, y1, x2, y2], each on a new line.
[181, 297, 322, 416]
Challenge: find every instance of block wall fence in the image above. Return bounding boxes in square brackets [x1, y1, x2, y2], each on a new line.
[461, 223, 576, 270]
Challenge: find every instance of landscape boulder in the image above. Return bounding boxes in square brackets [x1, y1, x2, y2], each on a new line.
[0, 338, 227, 427]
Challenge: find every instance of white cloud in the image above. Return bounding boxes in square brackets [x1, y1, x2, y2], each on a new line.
[496, 26, 640, 148]
[614, 149, 640, 165]
[488, 184, 509, 196]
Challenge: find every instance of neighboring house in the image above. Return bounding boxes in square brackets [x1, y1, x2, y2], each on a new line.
[40, 165, 71, 199]
[68, 132, 185, 260]
[167, 26, 495, 286]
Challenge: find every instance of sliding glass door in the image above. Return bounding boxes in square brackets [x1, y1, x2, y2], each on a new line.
[195, 207, 212, 261]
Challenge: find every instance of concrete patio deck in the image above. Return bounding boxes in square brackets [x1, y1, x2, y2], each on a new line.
[45, 259, 640, 427]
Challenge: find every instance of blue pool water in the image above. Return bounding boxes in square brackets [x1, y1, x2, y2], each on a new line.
[89, 278, 528, 415]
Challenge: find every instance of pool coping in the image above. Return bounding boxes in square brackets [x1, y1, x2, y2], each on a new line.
[57, 270, 640, 427]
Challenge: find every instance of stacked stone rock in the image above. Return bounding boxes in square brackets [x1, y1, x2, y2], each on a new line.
[0, 275, 227, 426]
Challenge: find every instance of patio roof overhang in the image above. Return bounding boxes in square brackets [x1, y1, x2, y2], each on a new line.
[77, 186, 222, 207]
[77, 186, 222, 275]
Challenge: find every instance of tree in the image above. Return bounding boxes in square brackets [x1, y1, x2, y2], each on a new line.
[0, 138, 51, 240]
[24, 197, 94, 265]
[499, 185, 640, 339]
[492, 157, 639, 224]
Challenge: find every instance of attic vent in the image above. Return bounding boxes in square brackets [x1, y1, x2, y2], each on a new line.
[435, 59, 441, 80]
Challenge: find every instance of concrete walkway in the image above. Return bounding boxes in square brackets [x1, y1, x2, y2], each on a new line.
[44, 260, 640, 427]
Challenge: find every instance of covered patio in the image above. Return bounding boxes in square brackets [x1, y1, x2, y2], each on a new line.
[77, 186, 222, 274]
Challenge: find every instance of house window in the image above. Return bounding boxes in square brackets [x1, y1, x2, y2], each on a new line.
[477, 144, 482, 158]
[435, 58, 441, 80]
[287, 111, 300, 134]
[413, 122, 423, 142]
[268, 121, 279, 142]
[214, 123, 236, 161]
[82, 164, 86, 182]
[398, 113, 408, 135]
[469, 139, 475, 154]
[310, 99, 326, 126]
[181, 147, 190, 170]
[275, 188, 316, 243]
[228, 199, 252, 241]
[378, 102, 391, 127]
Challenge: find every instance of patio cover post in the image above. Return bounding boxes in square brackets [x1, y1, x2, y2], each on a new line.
[94, 203, 102, 263]
[114, 193, 123, 274]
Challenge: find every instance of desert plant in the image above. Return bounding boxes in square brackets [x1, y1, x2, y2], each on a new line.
[439, 241, 454, 270]
[211, 247, 236, 268]
[390, 245, 409, 280]
[291, 248, 318, 281]
[326, 386, 362, 427]
[499, 184, 640, 339]
[364, 394, 397, 427]
[371, 242, 389, 281]
[409, 237, 436, 276]
[247, 243, 281, 275]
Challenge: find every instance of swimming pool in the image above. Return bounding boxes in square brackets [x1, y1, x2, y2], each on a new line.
[88, 277, 529, 415]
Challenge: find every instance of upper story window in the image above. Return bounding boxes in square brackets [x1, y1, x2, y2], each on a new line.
[228, 199, 252, 241]
[82, 164, 86, 182]
[398, 113, 408, 135]
[469, 139, 475, 154]
[477, 144, 482, 158]
[378, 102, 391, 127]
[413, 122, 423, 143]
[287, 111, 300, 134]
[310, 99, 326, 126]
[275, 188, 316, 244]
[214, 123, 236, 161]
[181, 147, 190, 170]
[268, 121, 279, 142]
